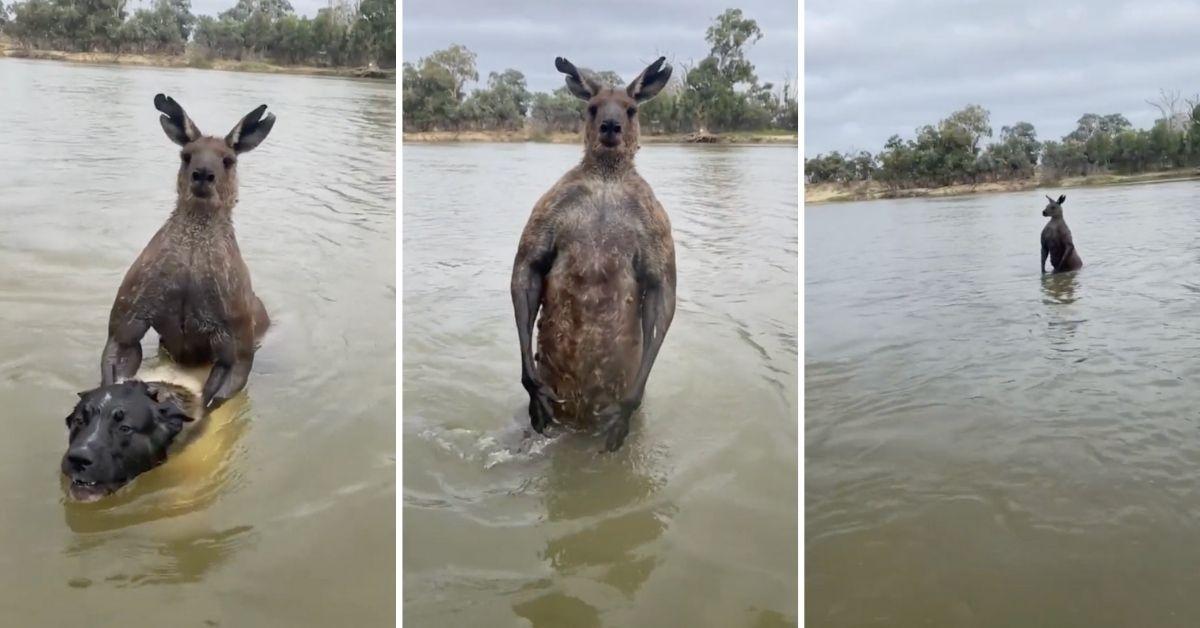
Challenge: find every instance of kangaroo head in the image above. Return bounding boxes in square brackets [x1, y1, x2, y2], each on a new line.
[154, 94, 275, 211]
[554, 56, 671, 163]
[1042, 194, 1066, 218]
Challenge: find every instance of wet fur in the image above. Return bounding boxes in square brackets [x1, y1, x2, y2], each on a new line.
[512, 56, 676, 451]
[1041, 194, 1083, 273]
[102, 95, 274, 411]
[62, 365, 206, 502]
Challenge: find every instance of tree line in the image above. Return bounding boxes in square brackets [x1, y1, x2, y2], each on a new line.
[0, 0, 395, 68]
[401, 8, 798, 135]
[806, 91, 1200, 188]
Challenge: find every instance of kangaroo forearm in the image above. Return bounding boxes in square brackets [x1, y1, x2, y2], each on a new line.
[627, 284, 675, 404]
[512, 266, 545, 388]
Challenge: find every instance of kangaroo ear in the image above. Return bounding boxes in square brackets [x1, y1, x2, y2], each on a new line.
[1058, 194, 1066, 204]
[556, 57, 600, 101]
[154, 93, 202, 146]
[627, 56, 672, 102]
[226, 104, 275, 154]
[1045, 195, 1055, 203]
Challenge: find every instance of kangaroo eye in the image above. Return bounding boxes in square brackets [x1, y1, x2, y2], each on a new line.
[223, 156, 235, 169]
[627, 107, 637, 117]
[588, 105, 598, 117]
[118, 424, 133, 434]
[112, 409, 124, 421]
[181, 152, 191, 163]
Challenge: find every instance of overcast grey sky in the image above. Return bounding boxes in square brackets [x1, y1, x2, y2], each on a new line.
[402, 0, 798, 96]
[806, 0, 1200, 157]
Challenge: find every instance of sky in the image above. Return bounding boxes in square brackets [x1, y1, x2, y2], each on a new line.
[402, 0, 798, 96]
[806, 0, 1200, 157]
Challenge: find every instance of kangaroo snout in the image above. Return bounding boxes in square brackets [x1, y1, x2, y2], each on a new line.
[191, 167, 216, 184]
[190, 166, 216, 196]
[599, 119, 622, 146]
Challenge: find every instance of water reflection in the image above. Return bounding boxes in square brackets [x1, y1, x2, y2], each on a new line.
[512, 436, 674, 627]
[1041, 270, 1079, 304]
[64, 524, 255, 588]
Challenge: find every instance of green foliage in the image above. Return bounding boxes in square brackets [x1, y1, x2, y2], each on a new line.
[425, 43, 474, 100]
[811, 97, 1200, 188]
[402, 8, 798, 136]
[459, 69, 531, 131]
[3, 0, 394, 68]
[529, 87, 581, 133]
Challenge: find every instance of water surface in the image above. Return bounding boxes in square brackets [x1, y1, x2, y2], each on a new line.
[0, 59, 395, 626]
[807, 182, 1200, 627]
[403, 142, 798, 626]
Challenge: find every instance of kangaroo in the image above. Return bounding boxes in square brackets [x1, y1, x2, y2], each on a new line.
[511, 56, 677, 452]
[1041, 194, 1083, 273]
[101, 94, 275, 412]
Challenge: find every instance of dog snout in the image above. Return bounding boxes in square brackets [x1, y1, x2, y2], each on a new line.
[65, 448, 94, 473]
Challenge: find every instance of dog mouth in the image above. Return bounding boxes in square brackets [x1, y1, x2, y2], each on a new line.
[67, 477, 124, 503]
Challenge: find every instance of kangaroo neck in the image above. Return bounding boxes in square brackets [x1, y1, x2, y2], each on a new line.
[581, 150, 635, 179]
[169, 198, 234, 233]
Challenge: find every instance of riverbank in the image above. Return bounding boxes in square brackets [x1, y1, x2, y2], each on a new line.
[0, 45, 394, 80]
[403, 129, 797, 145]
[805, 169, 1200, 203]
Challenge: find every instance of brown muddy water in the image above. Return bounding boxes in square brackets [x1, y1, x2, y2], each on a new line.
[403, 143, 798, 626]
[807, 182, 1200, 627]
[0, 59, 395, 626]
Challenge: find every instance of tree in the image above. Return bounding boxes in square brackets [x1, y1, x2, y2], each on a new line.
[426, 44, 477, 101]
[705, 7, 762, 85]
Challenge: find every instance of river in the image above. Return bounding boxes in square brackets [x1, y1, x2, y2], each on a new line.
[807, 181, 1200, 626]
[0, 59, 395, 626]
[403, 142, 799, 626]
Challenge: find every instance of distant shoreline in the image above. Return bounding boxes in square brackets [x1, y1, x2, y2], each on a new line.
[0, 46, 395, 80]
[805, 170, 1200, 204]
[403, 129, 797, 146]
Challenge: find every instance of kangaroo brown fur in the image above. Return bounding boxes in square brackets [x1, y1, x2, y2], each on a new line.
[511, 56, 676, 452]
[101, 94, 275, 412]
[1040, 194, 1083, 273]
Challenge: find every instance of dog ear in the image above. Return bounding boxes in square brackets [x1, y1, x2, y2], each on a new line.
[144, 381, 163, 402]
[155, 402, 195, 434]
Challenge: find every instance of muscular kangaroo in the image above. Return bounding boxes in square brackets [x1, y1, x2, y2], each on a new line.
[101, 94, 275, 412]
[511, 56, 677, 452]
[1041, 194, 1083, 273]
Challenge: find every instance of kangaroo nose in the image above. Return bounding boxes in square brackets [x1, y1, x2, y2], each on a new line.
[66, 449, 94, 472]
[600, 119, 622, 135]
[191, 167, 215, 183]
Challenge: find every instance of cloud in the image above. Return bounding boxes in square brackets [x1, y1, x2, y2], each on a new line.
[805, 0, 1200, 155]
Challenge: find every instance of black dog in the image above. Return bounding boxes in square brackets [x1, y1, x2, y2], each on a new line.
[61, 378, 197, 503]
